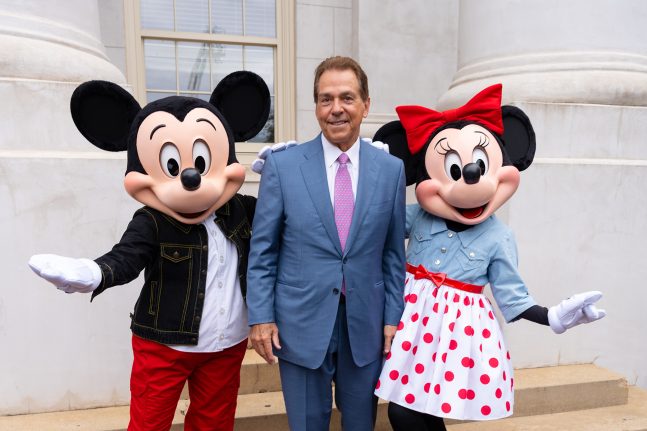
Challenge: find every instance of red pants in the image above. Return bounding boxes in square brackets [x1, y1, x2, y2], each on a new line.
[128, 335, 247, 431]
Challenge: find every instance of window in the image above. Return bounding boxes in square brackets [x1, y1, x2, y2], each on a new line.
[125, 0, 295, 144]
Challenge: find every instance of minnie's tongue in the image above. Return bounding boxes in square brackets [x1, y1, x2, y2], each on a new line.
[458, 205, 485, 219]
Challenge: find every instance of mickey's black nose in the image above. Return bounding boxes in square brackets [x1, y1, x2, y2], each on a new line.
[462, 163, 481, 185]
[181, 168, 201, 191]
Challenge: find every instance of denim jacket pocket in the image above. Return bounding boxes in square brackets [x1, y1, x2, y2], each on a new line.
[161, 245, 192, 263]
[148, 281, 158, 316]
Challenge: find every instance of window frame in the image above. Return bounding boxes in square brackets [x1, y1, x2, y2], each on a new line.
[124, 0, 295, 151]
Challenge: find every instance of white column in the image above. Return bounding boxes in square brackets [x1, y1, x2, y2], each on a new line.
[0, 1, 135, 415]
[439, 0, 647, 107]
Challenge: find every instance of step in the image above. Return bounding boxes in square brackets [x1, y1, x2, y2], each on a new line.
[0, 364, 632, 431]
[446, 386, 647, 431]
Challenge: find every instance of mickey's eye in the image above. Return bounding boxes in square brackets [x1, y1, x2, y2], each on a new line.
[444, 151, 462, 181]
[160, 143, 181, 177]
[193, 140, 211, 175]
[473, 147, 489, 175]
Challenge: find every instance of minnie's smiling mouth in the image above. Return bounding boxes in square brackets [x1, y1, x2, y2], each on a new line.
[455, 205, 486, 219]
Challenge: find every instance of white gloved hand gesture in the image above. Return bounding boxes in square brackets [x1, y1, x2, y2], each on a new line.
[28, 254, 102, 294]
[251, 141, 298, 174]
[548, 291, 606, 334]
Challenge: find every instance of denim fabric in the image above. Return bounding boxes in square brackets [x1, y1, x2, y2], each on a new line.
[405, 204, 536, 322]
[92, 194, 255, 345]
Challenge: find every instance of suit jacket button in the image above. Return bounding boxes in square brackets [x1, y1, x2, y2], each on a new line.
[195, 315, 201, 322]
[333, 288, 340, 295]
[342, 257, 348, 264]
[202, 245, 208, 251]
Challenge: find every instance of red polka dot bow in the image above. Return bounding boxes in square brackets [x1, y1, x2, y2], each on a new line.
[395, 83, 504, 155]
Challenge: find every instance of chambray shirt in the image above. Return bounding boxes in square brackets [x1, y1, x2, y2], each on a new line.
[405, 204, 536, 322]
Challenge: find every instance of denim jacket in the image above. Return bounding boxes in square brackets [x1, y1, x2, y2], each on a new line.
[92, 194, 255, 345]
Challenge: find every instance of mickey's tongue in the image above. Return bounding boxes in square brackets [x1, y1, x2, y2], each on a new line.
[458, 205, 485, 219]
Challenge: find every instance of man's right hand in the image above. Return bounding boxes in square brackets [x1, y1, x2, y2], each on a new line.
[249, 323, 281, 364]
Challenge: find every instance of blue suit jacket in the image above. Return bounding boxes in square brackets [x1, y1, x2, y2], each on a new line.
[247, 136, 406, 369]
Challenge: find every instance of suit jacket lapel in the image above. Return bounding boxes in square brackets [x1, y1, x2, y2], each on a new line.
[345, 140, 378, 255]
[300, 137, 343, 256]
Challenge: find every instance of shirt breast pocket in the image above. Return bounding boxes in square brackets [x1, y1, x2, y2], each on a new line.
[456, 246, 488, 273]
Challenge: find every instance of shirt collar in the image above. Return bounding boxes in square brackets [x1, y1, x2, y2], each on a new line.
[321, 134, 360, 168]
[429, 213, 495, 247]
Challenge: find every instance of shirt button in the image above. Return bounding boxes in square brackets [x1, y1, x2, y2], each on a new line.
[219, 334, 225, 340]
[220, 256, 224, 263]
[441, 247, 447, 253]
[218, 281, 223, 288]
[448, 232, 454, 238]
[220, 308, 225, 315]
[469, 252, 475, 258]
[434, 259, 441, 265]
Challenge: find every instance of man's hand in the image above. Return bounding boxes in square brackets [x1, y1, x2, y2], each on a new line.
[28, 254, 102, 294]
[548, 291, 606, 334]
[383, 324, 397, 355]
[249, 323, 281, 364]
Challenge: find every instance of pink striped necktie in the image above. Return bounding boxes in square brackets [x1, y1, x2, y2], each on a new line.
[334, 153, 354, 295]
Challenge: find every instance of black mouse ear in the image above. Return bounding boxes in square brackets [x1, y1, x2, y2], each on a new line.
[70, 81, 141, 152]
[501, 105, 536, 171]
[374, 120, 418, 186]
[210, 71, 271, 142]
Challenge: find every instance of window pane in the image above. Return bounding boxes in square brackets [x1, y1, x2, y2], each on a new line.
[248, 96, 274, 143]
[144, 39, 176, 90]
[178, 42, 210, 92]
[147, 91, 175, 103]
[211, 44, 243, 87]
[211, 0, 243, 35]
[179, 92, 211, 102]
[244, 45, 274, 94]
[141, 0, 174, 30]
[176, 0, 209, 33]
[245, 0, 275, 37]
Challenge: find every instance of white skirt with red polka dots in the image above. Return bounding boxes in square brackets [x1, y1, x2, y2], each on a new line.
[375, 273, 514, 421]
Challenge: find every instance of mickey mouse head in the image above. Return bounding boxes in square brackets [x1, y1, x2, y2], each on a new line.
[70, 71, 270, 224]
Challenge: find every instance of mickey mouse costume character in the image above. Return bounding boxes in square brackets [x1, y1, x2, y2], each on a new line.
[372, 84, 606, 430]
[28, 71, 270, 431]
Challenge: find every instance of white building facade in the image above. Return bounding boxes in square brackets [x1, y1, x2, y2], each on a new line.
[1, 0, 645, 415]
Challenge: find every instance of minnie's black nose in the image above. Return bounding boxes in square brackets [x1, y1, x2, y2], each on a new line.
[462, 163, 481, 185]
[181, 168, 201, 191]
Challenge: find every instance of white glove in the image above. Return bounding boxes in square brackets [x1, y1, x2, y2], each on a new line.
[251, 141, 298, 174]
[547, 290, 606, 334]
[362, 138, 390, 154]
[28, 254, 102, 294]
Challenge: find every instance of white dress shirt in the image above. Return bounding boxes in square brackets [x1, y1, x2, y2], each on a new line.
[169, 214, 248, 353]
[321, 134, 360, 205]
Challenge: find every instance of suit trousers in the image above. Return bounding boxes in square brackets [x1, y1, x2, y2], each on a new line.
[128, 335, 247, 431]
[278, 302, 381, 431]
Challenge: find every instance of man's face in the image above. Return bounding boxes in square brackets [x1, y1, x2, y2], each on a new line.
[315, 69, 370, 150]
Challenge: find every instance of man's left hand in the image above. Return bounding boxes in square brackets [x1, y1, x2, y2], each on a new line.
[383, 324, 397, 355]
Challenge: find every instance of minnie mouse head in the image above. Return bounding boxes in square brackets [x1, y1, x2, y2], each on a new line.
[375, 84, 536, 225]
[70, 71, 270, 224]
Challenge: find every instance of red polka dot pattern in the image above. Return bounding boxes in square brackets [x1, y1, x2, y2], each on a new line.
[374, 276, 514, 421]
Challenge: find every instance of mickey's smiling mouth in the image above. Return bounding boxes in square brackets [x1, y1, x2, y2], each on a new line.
[455, 205, 486, 219]
[178, 210, 208, 219]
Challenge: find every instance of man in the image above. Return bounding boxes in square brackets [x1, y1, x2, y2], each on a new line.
[247, 56, 406, 430]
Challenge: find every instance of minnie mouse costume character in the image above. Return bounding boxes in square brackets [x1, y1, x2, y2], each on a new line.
[28, 71, 270, 431]
[372, 84, 606, 430]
